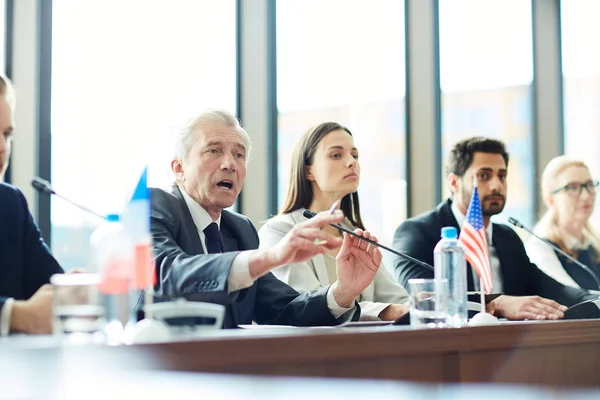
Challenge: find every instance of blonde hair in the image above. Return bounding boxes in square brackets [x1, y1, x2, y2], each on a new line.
[534, 155, 600, 259]
[0, 74, 15, 110]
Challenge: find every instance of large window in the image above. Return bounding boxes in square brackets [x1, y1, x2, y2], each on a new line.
[276, 0, 406, 244]
[51, 0, 237, 269]
[562, 0, 600, 227]
[439, 0, 534, 227]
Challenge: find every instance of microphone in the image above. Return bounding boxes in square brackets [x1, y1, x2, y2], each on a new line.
[508, 217, 600, 291]
[303, 209, 434, 272]
[31, 177, 106, 220]
[31, 177, 56, 195]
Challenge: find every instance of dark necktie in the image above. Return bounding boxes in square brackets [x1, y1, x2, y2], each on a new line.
[203, 222, 222, 254]
[204, 221, 234, 328]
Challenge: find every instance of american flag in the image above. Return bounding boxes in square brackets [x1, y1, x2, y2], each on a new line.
[458, 186, 493, 294]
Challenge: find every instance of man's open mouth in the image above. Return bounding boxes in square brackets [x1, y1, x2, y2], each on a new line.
[217, 180, 233, 190]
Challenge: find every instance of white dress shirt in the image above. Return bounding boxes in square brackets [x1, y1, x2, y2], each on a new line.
[0, 298, 14, 336]
[451, 202, 503, 293]
[179, 189, 352, 318]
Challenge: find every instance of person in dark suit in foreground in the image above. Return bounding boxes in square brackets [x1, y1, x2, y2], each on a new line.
[151, 109, 382, 328]
[0, 74, 64, 335]
[392, 137, 595, 321]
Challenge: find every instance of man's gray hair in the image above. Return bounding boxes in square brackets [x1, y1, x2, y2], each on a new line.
[173, 109, 252, 163]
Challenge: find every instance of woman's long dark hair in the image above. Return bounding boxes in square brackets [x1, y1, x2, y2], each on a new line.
[280, 122, 365, 230]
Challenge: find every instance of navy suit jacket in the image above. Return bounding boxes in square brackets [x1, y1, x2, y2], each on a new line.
[0, 183, 63, 319]
[392, 199, 593, 307]
[150, 186, 359, 328]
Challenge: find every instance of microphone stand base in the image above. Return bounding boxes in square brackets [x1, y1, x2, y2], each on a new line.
[468, 312, 500, 326]
[124, 319, 172, 344]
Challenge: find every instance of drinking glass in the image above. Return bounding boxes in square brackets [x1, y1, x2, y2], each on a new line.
[51, 273, 105, 344]
[408, 278, 449, 328]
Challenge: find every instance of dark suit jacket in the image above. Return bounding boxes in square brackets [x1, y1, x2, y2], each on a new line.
[392, 199, 593, 307]
[150, 186, 359, 328]
[0, 183, 63, 320]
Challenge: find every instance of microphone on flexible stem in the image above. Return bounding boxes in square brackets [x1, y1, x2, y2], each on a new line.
[302, 209, 434, 272]
[508, 217, 600, 291]
[31, 177, 106, 220]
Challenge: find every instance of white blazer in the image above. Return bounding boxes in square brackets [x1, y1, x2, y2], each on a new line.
[525, 238, 580, 289]
[258, 209, 409, 320]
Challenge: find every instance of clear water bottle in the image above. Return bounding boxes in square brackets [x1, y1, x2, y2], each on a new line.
[89, 214, 134, 344]
[434, 226, 467, 327]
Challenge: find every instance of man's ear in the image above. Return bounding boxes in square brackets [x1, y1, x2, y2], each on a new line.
[305, 165, 315, 182]
[448, 173, 460, 195]
[171, 159, 185, 182]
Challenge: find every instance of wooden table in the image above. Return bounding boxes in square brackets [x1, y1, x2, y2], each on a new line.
[1, 367, 599, 400]
[4, 319, 600, 388]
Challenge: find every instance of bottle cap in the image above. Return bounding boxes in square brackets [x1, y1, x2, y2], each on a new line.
[441, 226, 458, 239]
[106, 214, 120, 222]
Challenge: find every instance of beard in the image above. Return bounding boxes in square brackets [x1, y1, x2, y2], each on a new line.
[461, 186, 506, 217]
[0, 157, 6, 178]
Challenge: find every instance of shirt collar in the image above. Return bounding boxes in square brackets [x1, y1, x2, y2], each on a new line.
[563, 232, 592, 250]
[180, 187, 221, 232]
[451, 200, 493, 244]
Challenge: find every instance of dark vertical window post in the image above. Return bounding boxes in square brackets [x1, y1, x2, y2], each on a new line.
[4, 0, 14, 184]
[37, 0, 53, 243]
[266, 0, 278, 217]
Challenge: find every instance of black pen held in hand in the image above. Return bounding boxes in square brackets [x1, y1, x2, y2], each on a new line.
[303, 209, 434, 272]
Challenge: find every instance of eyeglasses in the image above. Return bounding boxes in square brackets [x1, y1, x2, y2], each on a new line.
[551, 181, 599, 196]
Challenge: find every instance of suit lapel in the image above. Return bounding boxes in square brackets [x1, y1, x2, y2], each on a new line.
[439, 200, 461, 231]
[220, 211, 241, 252]
[171, 185, 205, 255]
[219, 213, 241, 327]
[492, 228, 518, 295]
[220, 229, 238, 253]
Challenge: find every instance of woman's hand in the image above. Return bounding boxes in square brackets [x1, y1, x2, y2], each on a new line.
[378, 303, 410, 321]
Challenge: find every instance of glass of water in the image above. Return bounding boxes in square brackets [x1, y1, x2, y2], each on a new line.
[51, 273, 106, 344]
[408, 278, 449, 328]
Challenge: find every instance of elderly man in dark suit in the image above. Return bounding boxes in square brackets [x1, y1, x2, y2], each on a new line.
[151, 109, 383, 328]
[392, 137, 594, 321]
[0, 184, 63, 335]
[0, 75, 63, 335]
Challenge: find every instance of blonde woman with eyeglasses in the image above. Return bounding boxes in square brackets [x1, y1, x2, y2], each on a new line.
[525, 156, 600, 290]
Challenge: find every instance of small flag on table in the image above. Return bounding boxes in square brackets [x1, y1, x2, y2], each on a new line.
[121, 167, 156, 290]
[458, 185, 493, 294]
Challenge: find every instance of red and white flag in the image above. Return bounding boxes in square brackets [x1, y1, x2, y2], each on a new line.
[458, 186, 493, 294]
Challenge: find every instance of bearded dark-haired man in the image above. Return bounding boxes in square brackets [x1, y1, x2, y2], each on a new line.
[392, 137, 595, 321]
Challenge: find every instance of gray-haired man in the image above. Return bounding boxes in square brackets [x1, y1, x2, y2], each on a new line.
[151, 109, 382, 328]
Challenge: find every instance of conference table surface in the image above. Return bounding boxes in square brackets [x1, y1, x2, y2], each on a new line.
[3, 318, 600, 394]
[3, 367, 600, 400]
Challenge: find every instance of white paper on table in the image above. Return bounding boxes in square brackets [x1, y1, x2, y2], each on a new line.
[237, 324, 298, 329]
